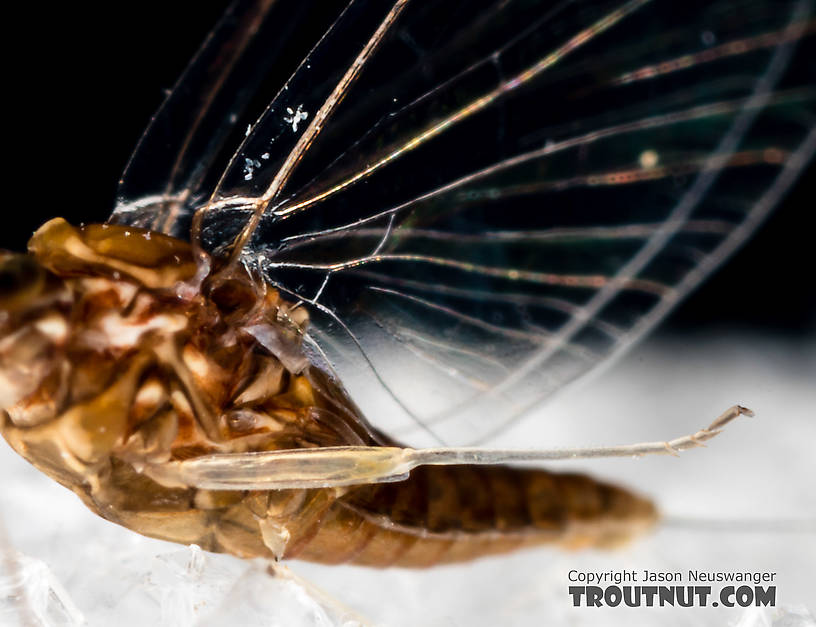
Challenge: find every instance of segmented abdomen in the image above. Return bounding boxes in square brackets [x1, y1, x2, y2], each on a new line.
[290, 464, 658, 567]
[0, 220, 658, 569]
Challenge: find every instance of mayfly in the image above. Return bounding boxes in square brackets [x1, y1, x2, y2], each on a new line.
[1, 0, 814, 570]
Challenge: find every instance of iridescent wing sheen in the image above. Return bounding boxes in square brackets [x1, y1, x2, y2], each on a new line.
[110, 0, 347, 237]
[113, 0, 816, 447]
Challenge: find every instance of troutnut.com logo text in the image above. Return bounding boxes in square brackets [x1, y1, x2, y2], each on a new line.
[568, 570, 777, 608]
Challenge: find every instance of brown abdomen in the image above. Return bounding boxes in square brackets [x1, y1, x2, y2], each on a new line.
[290, 464, 658, 568]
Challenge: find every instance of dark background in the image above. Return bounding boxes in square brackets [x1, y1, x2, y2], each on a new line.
[9, 1, 815, 334]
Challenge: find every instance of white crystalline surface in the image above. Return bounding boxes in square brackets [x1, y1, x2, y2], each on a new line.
[735, 606, 816, 627]
[1, 334, 814, 626]
[0, 552, 83, 626]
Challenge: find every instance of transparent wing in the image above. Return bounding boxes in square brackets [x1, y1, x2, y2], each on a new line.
[109, 0, 352, 237]
[118, 0, 816, 447]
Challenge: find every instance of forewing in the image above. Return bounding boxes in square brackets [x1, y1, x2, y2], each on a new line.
[120, 0, 816, 446]
[109, 0, 354, 237]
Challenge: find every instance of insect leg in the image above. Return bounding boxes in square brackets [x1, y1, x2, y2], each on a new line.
[257, 490, 336, 559]
[265, 563, 372, 625]
[144, 406, 752, 491]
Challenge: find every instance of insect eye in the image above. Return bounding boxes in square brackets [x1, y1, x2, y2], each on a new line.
[0, 253, 47, 310]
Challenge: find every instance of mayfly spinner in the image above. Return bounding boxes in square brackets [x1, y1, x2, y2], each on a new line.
[1, 0, 814, 568]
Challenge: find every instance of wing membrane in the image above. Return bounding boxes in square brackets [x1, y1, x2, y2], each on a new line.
[110, 0, 351, 237]
[115, 0, 816, 446]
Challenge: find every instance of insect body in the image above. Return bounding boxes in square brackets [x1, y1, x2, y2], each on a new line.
[1, 0, 814, 570]
[0, 219, 656, 566]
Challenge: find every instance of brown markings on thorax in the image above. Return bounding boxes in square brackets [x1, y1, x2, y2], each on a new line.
[0, 219, 656, 567]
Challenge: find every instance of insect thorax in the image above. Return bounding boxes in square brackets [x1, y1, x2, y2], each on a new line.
[0, 218, 377, 555]
[0, 219, 657, 564]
